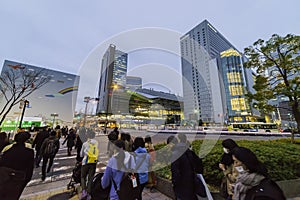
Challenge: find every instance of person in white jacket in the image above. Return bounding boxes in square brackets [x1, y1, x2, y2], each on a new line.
[80, 130, 99, 200]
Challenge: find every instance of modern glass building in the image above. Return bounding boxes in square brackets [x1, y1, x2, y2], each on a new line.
[220, 49, 251, 122]
[96, 44, 128, 115]
[180, 19, 253, 124]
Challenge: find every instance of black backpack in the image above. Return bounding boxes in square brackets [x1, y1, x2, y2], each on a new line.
[91, 172, 110, 200]
[112, 154, 147, 200]
[44, 139, 57, 156]
[245, 178, 286, 200]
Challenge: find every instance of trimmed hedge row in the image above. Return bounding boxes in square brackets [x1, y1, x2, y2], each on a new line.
[155, 138, 300, 188]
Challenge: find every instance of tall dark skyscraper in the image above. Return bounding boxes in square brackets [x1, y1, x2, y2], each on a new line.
[96, 44, 128, 115]
[180, 20, 253, 124]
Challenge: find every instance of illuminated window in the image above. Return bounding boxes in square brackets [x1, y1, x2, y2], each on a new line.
[229, 85, 244, 96]
[227, 72, 242, 83]
[231, 98, 246, 110]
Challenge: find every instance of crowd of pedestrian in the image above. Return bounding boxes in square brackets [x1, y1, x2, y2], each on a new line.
[0, 125, 287, 200]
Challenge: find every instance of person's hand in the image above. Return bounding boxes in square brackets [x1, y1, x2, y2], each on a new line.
[219, 163, 225, 171]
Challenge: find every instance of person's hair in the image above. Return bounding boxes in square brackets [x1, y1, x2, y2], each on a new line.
[144, 135, 152, 144]
[125, 133, 131, 142]
[222, 139, 238, 151]
[232, 147, 268, 177]
[178, 133, 187, 143]
[121, 132, 126, 141]
[114, 140, 125, 170]
[133, 137, 145, 150]
[14, 132, 30, 144]
[87, 129, 96, 139]
[167, 135, 178, 144]
[0, 132, 7, 141]
[50, 130, 57, 136]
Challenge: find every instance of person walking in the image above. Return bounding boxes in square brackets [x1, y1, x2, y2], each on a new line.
[101, 140, 136, 200]
[32, 127, 49, 167]
[171, 134, 204, 200]
[219, 139, 239, 200]
[107, 127, 119, 157]
[75, 127, 87, 162]
[0, 131, 9, 152]
[40, 130, 60, 181]
[80, 129, 99, 200]
[0, 132, 34, 199]
[232, 147, 285, 200]
[133, 137, 150, 200]
[63, 128, 76, 156]
[144, 135, 157, 192]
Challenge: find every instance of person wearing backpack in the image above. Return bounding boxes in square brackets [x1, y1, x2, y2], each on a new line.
[133, 137, 150, 200]
[80, 130, 99, 200]
[231, 147, 285, 200]
[40, 130, 60, 181]
[101, 140, 136, 200]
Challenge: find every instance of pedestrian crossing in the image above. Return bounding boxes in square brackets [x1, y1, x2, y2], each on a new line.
[27, 140, 109, 187]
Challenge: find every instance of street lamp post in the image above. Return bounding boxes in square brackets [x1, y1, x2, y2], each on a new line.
[83, 97, 99, 127]
[51, 113, 58, 129]
[19, 99, 29, 129]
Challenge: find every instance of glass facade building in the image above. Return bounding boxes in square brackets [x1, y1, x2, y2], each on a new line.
[220, 49, 251, 122]
[180, 20, 253, 124]
[96, 44, 128, 115]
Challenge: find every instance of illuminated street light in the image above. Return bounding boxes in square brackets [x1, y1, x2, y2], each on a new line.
[83, 97, 99, 127]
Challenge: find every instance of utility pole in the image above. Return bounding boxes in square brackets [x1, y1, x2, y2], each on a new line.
[19, 99, 29, 129]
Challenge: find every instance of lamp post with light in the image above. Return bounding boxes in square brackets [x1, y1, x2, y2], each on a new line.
[83, 97, 99, 127]
[51, 113, 58, 129]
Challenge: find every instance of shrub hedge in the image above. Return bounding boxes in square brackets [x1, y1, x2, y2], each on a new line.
[155, 138, 300, 188]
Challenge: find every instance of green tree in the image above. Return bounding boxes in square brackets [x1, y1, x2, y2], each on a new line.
[0, 64, 51, 126]
[244, 34, 300, 143]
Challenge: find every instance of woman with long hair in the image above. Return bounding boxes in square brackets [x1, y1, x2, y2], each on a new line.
[231, 147, 285, 200]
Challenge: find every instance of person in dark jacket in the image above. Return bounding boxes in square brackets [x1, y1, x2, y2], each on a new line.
[75, 127, 87, 162]
[219, 139, 239, 199]
[32, 127, 49, 167]
[232, 147, 285, 200]
[40, 130, 60, 181]
[0, 131, 34, 199]
[63, 128, 76, 156]
[171, 134, 204, 200]
[107, 127, 119, 157]
[0, 131, 9, 152]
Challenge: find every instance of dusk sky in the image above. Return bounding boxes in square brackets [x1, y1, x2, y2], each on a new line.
[0, 0, 299, 112]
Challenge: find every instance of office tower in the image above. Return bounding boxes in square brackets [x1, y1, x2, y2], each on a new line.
[220, 49, 251, 122]
[180, 20, 252, 124]
[96, 44, 128, 115]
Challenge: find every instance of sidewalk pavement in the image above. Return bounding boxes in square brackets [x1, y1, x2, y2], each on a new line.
[21, 178, 172, 200]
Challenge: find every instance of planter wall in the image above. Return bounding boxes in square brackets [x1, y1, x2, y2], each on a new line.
[156, 176, 300, 199]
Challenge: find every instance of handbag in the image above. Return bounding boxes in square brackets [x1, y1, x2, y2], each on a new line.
[0, 166, 26, 185]
[185, 150, 207, 198]
[220, 176, 228, 198]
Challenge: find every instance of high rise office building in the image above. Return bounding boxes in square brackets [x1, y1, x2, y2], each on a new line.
[180, 20, 252, 124]
[96, 44, 129, 115]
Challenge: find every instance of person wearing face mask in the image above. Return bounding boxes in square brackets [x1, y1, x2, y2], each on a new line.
[219, 139, 239, 200]
[231, 147, 285, 200]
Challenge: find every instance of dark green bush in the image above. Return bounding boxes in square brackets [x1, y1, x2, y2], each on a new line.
[155, 139, 300, 188]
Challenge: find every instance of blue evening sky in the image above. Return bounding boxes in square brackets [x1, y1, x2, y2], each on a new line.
[0, 0, 299, 112]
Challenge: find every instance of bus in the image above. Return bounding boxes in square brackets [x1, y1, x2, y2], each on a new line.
[228, 122, 279, 133]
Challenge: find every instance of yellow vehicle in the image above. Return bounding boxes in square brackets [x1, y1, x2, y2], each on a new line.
[228, 122, 278, 133]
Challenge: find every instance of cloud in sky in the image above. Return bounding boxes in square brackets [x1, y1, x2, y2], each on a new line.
[0, 0, 299, 111]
